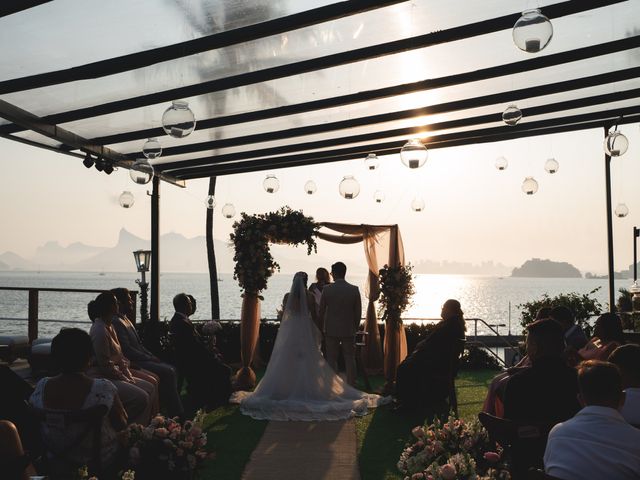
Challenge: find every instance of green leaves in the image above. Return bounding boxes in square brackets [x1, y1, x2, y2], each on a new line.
[378, 264, 415, 329]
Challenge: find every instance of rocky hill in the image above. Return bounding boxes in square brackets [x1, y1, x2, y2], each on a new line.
[511, 258, 581, 278]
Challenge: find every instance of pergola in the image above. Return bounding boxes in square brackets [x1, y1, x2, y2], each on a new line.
[1, 0, 639, 320]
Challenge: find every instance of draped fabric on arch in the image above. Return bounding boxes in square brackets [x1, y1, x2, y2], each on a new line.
[317, 222, 407, 388]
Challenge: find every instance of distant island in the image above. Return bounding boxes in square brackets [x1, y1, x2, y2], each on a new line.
[511, 258, 581, 278]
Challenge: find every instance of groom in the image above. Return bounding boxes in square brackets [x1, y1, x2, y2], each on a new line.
[319, 261, 362, 386]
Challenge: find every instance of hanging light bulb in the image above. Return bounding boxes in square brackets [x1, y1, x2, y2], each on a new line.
[129, 159, 154, 185]
[263, 174, 280, 193]
[522, 177, 539, 195]
[513, 9, 553, 53]
[142, 138, 162, 159]
[304, 180, 317, 195]
[411, 196, 425, 212]
[615, 203, 629, 218]
[502, 105, 523, 126]
[222, 203, 236, 219]
[119, 191, 135, 209]
[205, 195, 216, 210]
[400, 139, 428, 169]
[544, 158, 559, 174]
[364, 153, 380, 171]
[161, 100, 196, 138]
[495, 156, 508, 171]
[373, 190, 385, 204]
[604, 130, 629, 157]
[339, 175, 360, 199]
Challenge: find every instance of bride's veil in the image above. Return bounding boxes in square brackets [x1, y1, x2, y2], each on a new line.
[282, 271, 310, 325]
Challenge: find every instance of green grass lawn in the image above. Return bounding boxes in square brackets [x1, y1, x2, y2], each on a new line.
[196, 369, 495, 480]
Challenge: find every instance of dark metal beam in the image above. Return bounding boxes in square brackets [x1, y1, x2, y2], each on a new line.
[604, 125, 616, 312]
[1, 0, 629, 136]
[91, 34, 640, 147]
[0, 1, 52, 18]
[143, 70, 640, 162]
[0, 133, 83, 160]
[0, 0, 405, 94]
[151, 176, 160, 323]
[157, 89, 640, 171]
[171, 108, 640, 178]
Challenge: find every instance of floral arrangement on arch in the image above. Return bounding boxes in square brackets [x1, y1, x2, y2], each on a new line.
[397, 416, 511, 480]
[378, 263, 415, 329]
[230, 207, 319, 296]
[123, 412, 212, 479]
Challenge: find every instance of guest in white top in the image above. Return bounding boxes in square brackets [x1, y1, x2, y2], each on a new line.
[544, 360, 640, 480]
[608, 344, 640, 426]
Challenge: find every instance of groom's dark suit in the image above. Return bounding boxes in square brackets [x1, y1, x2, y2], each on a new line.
[319, 278, 362, 386]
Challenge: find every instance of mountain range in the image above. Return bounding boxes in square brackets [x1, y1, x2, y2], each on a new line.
[0, 228, 343, 274]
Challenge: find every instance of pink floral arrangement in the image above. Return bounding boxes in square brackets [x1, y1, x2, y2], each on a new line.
[398, 416, 511, 480]
[124, 412, 212, 479]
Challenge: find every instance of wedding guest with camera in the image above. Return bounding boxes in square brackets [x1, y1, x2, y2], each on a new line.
[110, 288, 184, 418]
[579, 312, 625, 361]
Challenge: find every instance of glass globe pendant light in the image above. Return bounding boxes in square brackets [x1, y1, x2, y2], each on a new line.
[411, 196, 425, 212]
[304, 180, 317, 195]
[364, 153, 380, 171]
[373, 190, 385, 204]
[222, 203, 236, 219]
[544, 158, 559, 174]
[129, 159, 154, 185]
[604, 130, 629, 157]
[339, 175, 360, 199]
[263, 174, 280, 193]
[513, 9, 553, 53]
[162, 100, 196, 138]
[142, 138, 162, 159]
[400, 139, 428, 169]
[503, 105, 523, 126]
[205, 195, 216, 209]
[522, 176, 539, 195]
[615, 203, 629, 218]
[119, 191, 134, 209]
[495, 156, 508, 171]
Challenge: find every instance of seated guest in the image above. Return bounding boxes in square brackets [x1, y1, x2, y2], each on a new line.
[0, 420, 37, 480]
[88, 292, 157, 424]
[111, 288, 184, 417]
[503, 318, 580, 477]
[579, 312, 624, 361]
[395, 299, 466, 409]
[169, 293, 232, 410]
[29, 329, 127, 470]
[549, 305, 588, 350]
[608, 344, 640, 426]
[481, 307, 551, 416]
[544, 360, 640, 480]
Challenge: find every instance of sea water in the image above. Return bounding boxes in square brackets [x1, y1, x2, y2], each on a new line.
[0, 271, 629, 338]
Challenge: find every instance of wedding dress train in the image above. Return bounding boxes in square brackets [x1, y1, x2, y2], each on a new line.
[231, 272, 388, 421]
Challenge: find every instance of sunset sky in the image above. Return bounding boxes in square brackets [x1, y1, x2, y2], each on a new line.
[1, 122, 639, 275]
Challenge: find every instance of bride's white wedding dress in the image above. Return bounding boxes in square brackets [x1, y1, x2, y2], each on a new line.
[231, 272, 389, 421]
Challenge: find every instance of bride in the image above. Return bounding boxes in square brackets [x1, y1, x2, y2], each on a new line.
[231, 272, 388, 421]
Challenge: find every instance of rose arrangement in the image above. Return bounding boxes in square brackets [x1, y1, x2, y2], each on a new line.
[397, 416, 511, 480]
[378, 264, 415, 329]
[123, 412, 212, 480]
[230, 207, 319, 296]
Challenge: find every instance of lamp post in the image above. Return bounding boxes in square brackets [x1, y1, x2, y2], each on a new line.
[634, 227, 639, 282]
[133, 249, 151, 323]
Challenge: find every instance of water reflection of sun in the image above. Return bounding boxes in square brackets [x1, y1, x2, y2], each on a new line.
[404, 274, 471, 321]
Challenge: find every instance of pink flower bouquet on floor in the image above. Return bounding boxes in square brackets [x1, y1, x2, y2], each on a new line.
[124, 412, 212, 480]
[397, 416, 511, 480]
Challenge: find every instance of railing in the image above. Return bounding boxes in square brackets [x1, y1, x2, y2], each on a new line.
[0, 286, 137, 342]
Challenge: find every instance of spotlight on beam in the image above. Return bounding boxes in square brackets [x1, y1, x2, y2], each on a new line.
[83, 153, 94, 169]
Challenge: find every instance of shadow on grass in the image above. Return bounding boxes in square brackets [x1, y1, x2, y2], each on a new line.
[197, 405, 268, 480]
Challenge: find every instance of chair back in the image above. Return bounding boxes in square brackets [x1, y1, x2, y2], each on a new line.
[30, 404, 108, 479]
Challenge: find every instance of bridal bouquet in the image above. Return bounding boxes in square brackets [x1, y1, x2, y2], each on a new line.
[397, 416, 511, 480]
[124, 412, 212, 480]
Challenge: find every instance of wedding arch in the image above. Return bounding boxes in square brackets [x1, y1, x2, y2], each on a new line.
[231, 207, 407, 390]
